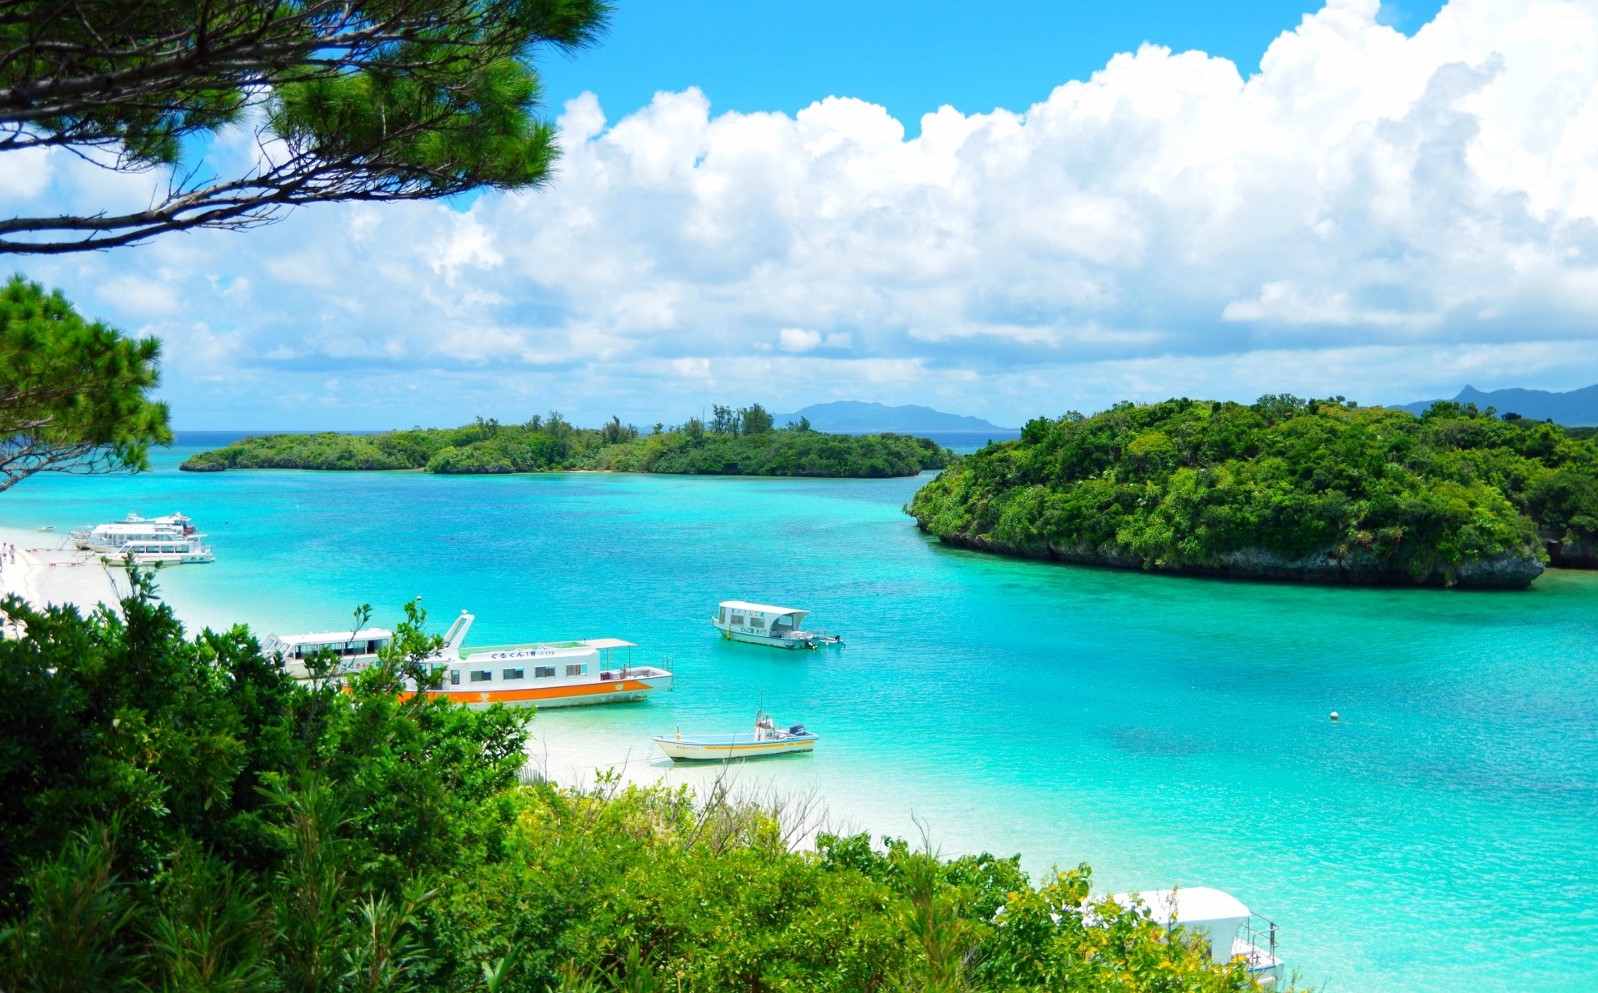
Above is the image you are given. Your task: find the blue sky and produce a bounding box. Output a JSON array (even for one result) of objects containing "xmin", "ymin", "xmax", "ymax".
[
  {"xmin": 9, "ymin": 0, "xmax": 1597, "ymax": 432},
  {"xmin": 541, "ymin": 1, "xmax": 1445, "ymax": 131}
]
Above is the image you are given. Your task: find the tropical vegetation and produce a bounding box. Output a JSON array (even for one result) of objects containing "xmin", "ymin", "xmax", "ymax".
[
  {"xmin": 0, "ymin": 275, "xmax": 171, "ymax": 493},
  {"xmin": 180, "ymin": 405, "xmax": 954, "ymax": 478},
  {"xmin": 908, "ymin": 396, "xmax": 1598, "ymax": 587},
  {"xmin": 0, "ymin": 0, "xmax": 610, "ymax": 254},
  {"xmin": 0, "ymin": 577, "xmax": 1277, "ymax": 992}
]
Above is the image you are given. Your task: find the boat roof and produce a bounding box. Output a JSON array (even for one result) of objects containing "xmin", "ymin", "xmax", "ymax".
[
  {"xmin": 1115, "ymin": 887, "xmax": 1252, "ymax": 925},
  {"xmin": 92, "ymin": 521, "xmax": 190, "ymax": 532},
  {"xmin": 719, "ymin": 600, "xmax": 806, "ymax": 615},
  {"xmin": 266, "ymin": 627, "xmax": 393, "ymax": 645}
]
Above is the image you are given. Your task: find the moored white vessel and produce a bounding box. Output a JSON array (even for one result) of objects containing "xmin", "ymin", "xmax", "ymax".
[
  {"xmin": 1106, "ymin": 887, "xmax": 1282, "ymax": 986},
  {"xmin": 69, "ymin": 512, "xmax": 214, "ymax": 565},
  {"xmin": 264, "ymin": 610, "xmax": 672, "ymax": 710},
  {"xmin": 653, "ymin": 711, "xmax": 817, "ymax": 761},
  {"xmin": 711, "ymin": 600, "xmax": 841, "ymax": 650}
]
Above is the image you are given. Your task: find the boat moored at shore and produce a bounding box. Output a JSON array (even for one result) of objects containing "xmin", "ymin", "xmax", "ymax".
[
  {"xmin": 264, "ymin": 610, "xmax": 672, "ymax": 710},
  {"xmin": 69, "ymin": 512, "xmax": 215, "ymax": 565},
  {"xmin": 1106, "ymin": 887, "xmax": 1282, "ymax": 986},
  {"xmin": 712, "ymin": 600, "xmax": 841, "ymax": 650},
  {"xmin": 653, "ymin": 711, "xmax": 817, "ymax": 761}
]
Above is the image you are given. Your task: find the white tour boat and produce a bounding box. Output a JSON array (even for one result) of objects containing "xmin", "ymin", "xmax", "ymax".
[
  {"xmin": 263, "ymin": 610, "xmax": 672, "ymax": 710},
  {"xmin": 69, "ymin": 512, "xmax": 214, "ymax": 565},
  {"xmin": 1107, "ymin": 887, "xmax": 1282, "ymax": 986},
  {"xmin": 653, "ymin": 711, "xmax": 817, "ymax": 761},
  {"xmin": 711, "ymin": 600, "xmax": 841, "ymax": 650}
]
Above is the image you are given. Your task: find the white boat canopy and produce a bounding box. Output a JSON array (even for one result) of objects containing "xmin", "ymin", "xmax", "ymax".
[
  {"xmin": 1123, "ymin": 887, "xmax": 1253, "ymax": 927},
  {"xmin": 267, "ymin": 627, "xmax": 392, "ymax": 647},
  {"xmin": 718, "ymin": 600, "xmax": 808, "ymax": 620}
]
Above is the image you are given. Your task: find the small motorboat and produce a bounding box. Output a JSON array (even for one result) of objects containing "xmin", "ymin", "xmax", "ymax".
[
  {"xmin": 711, "ymin": 600, "xmax": 842, "ymax": 650},
  {"xmin": 654, "ymin": 711, "xmax": 817, "ymax": 762}
]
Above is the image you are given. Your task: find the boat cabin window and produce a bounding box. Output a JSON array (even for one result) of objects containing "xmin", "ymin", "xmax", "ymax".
[
  {"xmin": 750, "ymin": 617, "xmax": 766, "ymax": 628},
  {"xmin": 719, "ymin": 606, "xmax": 727, "ymax": 622},
  {"xmin": 534, "ymin": 665, "xmax": 556, "ymax": 679},
  {"xmin": 449, "ymin": 670, "xmax": 460, "ymax": 685},
  {"xmin": 502, "ymin": 668, "xmax": 525, "ymax": 680},
  {"xmin": 469, "ymin": 670, "xmax": 492, "ymax": 683},
  {"xmin": 566, "ymin": 664, "xmax": 585, "ymax": 677}
]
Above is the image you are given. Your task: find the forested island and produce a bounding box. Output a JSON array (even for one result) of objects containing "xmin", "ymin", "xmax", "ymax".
[
  {"xmin": 0, "ymin": 582, "xmax": 1274, "ymax": 993},
  {"xmin": 181, "ymin": 404, "xmax": 953, "ymax": 478},
  {"xmin": 908, "ymin": 396, "xmax": 1598, "ymax": 588}
]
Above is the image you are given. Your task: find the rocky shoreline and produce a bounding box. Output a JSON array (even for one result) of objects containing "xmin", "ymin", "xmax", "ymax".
[{"xmin": 920, "ymin": 528, "xmax": 1549, "ymax": 589}]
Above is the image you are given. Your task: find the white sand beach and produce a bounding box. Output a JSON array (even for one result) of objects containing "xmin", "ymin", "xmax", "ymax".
[
  {"xmin": 0, "ymin": 524, "xmax": 693, "ymax": 783},
  {"xmin": 0, "ymin": 524, "xmax": 875, "ymax": 841},
  {"xmin": 0, "ymin": 524, "xmax": 127, "ymax": 635}
]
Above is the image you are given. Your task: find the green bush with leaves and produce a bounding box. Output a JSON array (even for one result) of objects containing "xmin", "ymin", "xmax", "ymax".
[
  {"xmin": 908, "ymin": 396, "xmax": 1597, "ymax": 588},
  {"xmin": 0, "ymin": 580, "xmax": 1277, "ymax": 992}
]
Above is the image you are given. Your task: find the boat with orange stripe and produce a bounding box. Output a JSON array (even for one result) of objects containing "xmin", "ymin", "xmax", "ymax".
[{"xmin": 265, "ymin": 610, "xmax": 672, "ymax": 710}]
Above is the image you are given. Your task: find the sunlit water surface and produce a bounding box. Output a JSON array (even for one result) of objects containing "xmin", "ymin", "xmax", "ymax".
[{"xmin": 4, "ymin": 434, "xmax": 1594, "ymax": 993}]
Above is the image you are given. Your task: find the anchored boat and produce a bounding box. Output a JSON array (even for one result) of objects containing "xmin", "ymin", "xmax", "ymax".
[
  {"xmin": 70, "ymin": 512, "xmax": 214, "ymax": 565},
  {"xmin": 1107, "ymin": 887, "xmax": 1282, "ymax": 986},
  {"xmin": 263, "ymin": 610, "xmax": 672, "ymax": 710},
  {"xmin": 653, "ymin": 711, "xmax": 817, "ymax": 761},
  {"xmin": 712, "ymin": 600, "xmax": 841, "ymax": 650}
]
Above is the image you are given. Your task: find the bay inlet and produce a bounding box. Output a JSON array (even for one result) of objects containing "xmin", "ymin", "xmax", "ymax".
[{"xmin": 2, "ymin": 434, "xmax": 1594, "ymax": 993}]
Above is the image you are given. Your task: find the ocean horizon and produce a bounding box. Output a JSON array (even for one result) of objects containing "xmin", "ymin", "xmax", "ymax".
[{"xmin": 2, "ymin": 437, "xmax": 1593, "ymax": 993}]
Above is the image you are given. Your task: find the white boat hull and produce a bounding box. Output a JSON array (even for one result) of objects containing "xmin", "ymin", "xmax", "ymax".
[
  {"xmin": 721, "ymin": 629, "xmax": 814, "ymax": 650},
  {"xmin": 653, "ymin": 732, "xmax": 817, "ymax": 761},
  {"xmin": 270, "ymin": 611, "xmax": 672, "ymax": 711},
  {"xmin": 433, "ymin": 669, "xmax": 673, "ymax": 710},
  {"xmin": 102, "ymin": 550, "xmax": 216, "ymax": 566}
]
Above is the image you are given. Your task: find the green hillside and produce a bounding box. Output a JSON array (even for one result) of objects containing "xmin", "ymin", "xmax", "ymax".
[
  {"xmin": 907, "ymin": 396, "xmax": 1598, "ymax": 588},
  {"xmin": 180, "ymin": 406, "xmax": 953, "ymax": 479}
]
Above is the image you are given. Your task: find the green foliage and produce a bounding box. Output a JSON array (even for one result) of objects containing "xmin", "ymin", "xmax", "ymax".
[
  {"xmin": 598, "ymin": 427, "xmax": 953, "ymax": 477},
  {"xmin": 907, "ymin": 397, "xmax": 1591, "ymax": 587},
  {"xmin": 0, "ymin": 580, "xmax": 1278, "ymax": 993},
  {"xmin": 0, "ymin": 1, "xmax": 612, "ymax": 253},
  {"xmin": 0, "ymin": 275, "xmax": 171, "ymax": 492},
  {"xmin": 181, "ymin": 408, "xmax": 956, "ymax": 479}
]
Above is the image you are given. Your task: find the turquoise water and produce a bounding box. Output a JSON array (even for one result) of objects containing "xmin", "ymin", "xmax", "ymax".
[{"xmin": 3, "ymin": 437, "xmax": 1595, "ymax": 993}]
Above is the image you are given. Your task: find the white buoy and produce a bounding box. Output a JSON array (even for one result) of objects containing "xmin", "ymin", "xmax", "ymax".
[{"xmin": 1330, "ymin": 711, "xmax": 1340, "ymax": 722}]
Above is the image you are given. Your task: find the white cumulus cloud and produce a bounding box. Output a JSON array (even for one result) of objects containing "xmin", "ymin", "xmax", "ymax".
[
  {"xmin": 10, "ymin": 0, "xmax": 1598, "ymax": 429},
  {"xmin": 779, "ymin": 328, "xmax": 822, "ymax": 352}
]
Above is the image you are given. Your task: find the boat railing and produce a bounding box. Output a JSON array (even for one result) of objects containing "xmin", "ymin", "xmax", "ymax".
[
  {"xmin": 789, "ymin": 629, "xmax": 843, "ymax": 646},
  {"xmin": 1234, "ymin": 915, "xmax": 1279, "ymax": 970},
  {"xmin": 463, "ymin": 640, "xmax": 588, "ymax": 656},
  {"xmin": 600, "ymin": 663, "xmax": 668, "ymax": 681}
]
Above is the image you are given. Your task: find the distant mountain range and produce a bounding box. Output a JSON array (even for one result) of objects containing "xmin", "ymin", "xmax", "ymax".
[
  {"xmin": 770, "ymin": 401, "xmax": 1018, "ymax": 435},
  {"xmin": 1397, "ymin": 384, "xmax": 1598, "ymax": 425}
]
